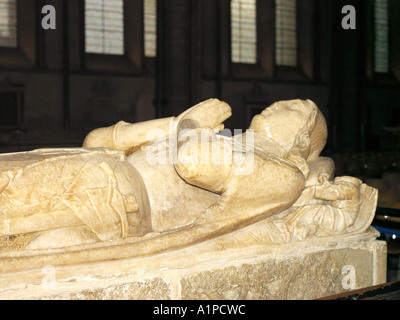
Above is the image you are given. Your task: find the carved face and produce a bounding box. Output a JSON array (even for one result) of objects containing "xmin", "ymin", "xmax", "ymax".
[
  {"xmin": 250, "ymin": 99, "xmax": 327, "ymax": 160},
  {"xmin": 250, "ymin": 100, "xmax": 312, "ymax": 153}
]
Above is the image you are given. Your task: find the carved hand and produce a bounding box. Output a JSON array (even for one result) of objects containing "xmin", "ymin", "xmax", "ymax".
[{"xmin": 176, "ymin": 98, "xmax": 232, "ymax": 132}]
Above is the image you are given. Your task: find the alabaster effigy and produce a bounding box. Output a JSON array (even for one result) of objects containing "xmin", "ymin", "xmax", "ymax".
[{"xmin": 0, "ymin": 99, "xmax": 386, "ymax": 300}]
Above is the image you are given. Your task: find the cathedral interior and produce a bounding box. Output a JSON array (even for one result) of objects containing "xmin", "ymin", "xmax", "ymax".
[{"xmin": 0, "ymin": 0, "xmax": 399, "ymax": 282}]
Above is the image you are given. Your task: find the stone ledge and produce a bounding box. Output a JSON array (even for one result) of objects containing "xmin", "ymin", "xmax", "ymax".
[{"xmin": 0, "ymin": 228, "xmax": 387, "ymax": 300}]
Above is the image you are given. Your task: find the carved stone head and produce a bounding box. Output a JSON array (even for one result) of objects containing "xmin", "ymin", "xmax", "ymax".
[{"xmin": 249, "ymin": 99, "xmax": 327, "ymax": 161}]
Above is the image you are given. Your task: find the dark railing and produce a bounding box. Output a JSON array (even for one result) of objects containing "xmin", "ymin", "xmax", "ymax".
[{"xmin": 373, "ymin": 207, "xmax": 400, "ymax": 232}]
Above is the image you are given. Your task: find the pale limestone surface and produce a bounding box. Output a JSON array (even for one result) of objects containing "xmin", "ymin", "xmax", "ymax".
[
  {"xmin": 0, "ymin": 99, "xmax": 383, "ymax": 299},
  {"xmin": 0, "ymin": 228, "xmax": 386, "ymax": 300}
]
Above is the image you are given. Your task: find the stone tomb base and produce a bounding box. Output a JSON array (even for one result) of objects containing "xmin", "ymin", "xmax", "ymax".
[{"xmin": 0, "ymin": 228, "xmax": 386, "ymax": 300}]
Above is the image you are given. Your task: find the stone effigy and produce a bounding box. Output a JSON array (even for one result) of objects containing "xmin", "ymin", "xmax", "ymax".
[{"xmin": 0, "ymin": 99, "xmax": 385, "ymax": 299}]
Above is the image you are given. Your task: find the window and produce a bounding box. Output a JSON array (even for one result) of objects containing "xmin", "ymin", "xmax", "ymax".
[
  {"xmin": 275, "ymin": 0, "xmax": 297, "ymax": 67},
  {"xmin": 0, "ymin": 0, "xmax": 37, "ymax": 68},
  {"xmin": 83, "ymin": 1, "xmax": 151, "ymax": 74},
  {"xmin": 210, "ymin": 0, "xmax": 313, "ymax": 80},
  {"xmin": 374, "ymin": 0, "xmax": 389, "ymax": 73},
  {"xmin": 0, "ymin": 0, "xmax": 17, "ymax": 48},
  {"xmin": 144, "ymin": 0, "xmax": 156, "ymax": 57},
  {"xmin": 231, "ymin": 0, "xmax": 257, "ymax": 64},
  {"xmin": 84, "ymin": 0, "xmax": 125, "ymax": 55}
]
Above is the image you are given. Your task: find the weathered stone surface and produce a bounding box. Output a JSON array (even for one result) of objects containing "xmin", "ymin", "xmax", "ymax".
[
  {"xmin": 0, "ymin": 229, "xmax": 386, "ymax": 300},
  {"xmin": 0, "ymin": 99, "xmax": 379, "ymax": 260},
  {"xmin": 40, "ymin": 278, "xmax": 171, "ymax": 300},
  {"xmin": 180, "ymin": 248, "xmax": 375, "ymax": 300},
  {"xmin": 0, "ymin": 98, "xmax": 383, "ymax": 303}
]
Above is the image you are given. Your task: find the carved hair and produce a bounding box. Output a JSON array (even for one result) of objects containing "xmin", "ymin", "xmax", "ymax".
[
  {"xmin": 293, "ymin": 100, "xmax": 327, "ymax": 161},
  {"xmin": 249, "ymin": 99, "xmax": 327, "ymax": 178},
  {"xmin": 286, "ymin": 100, "xmax": 327, "ymax": 178}
]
